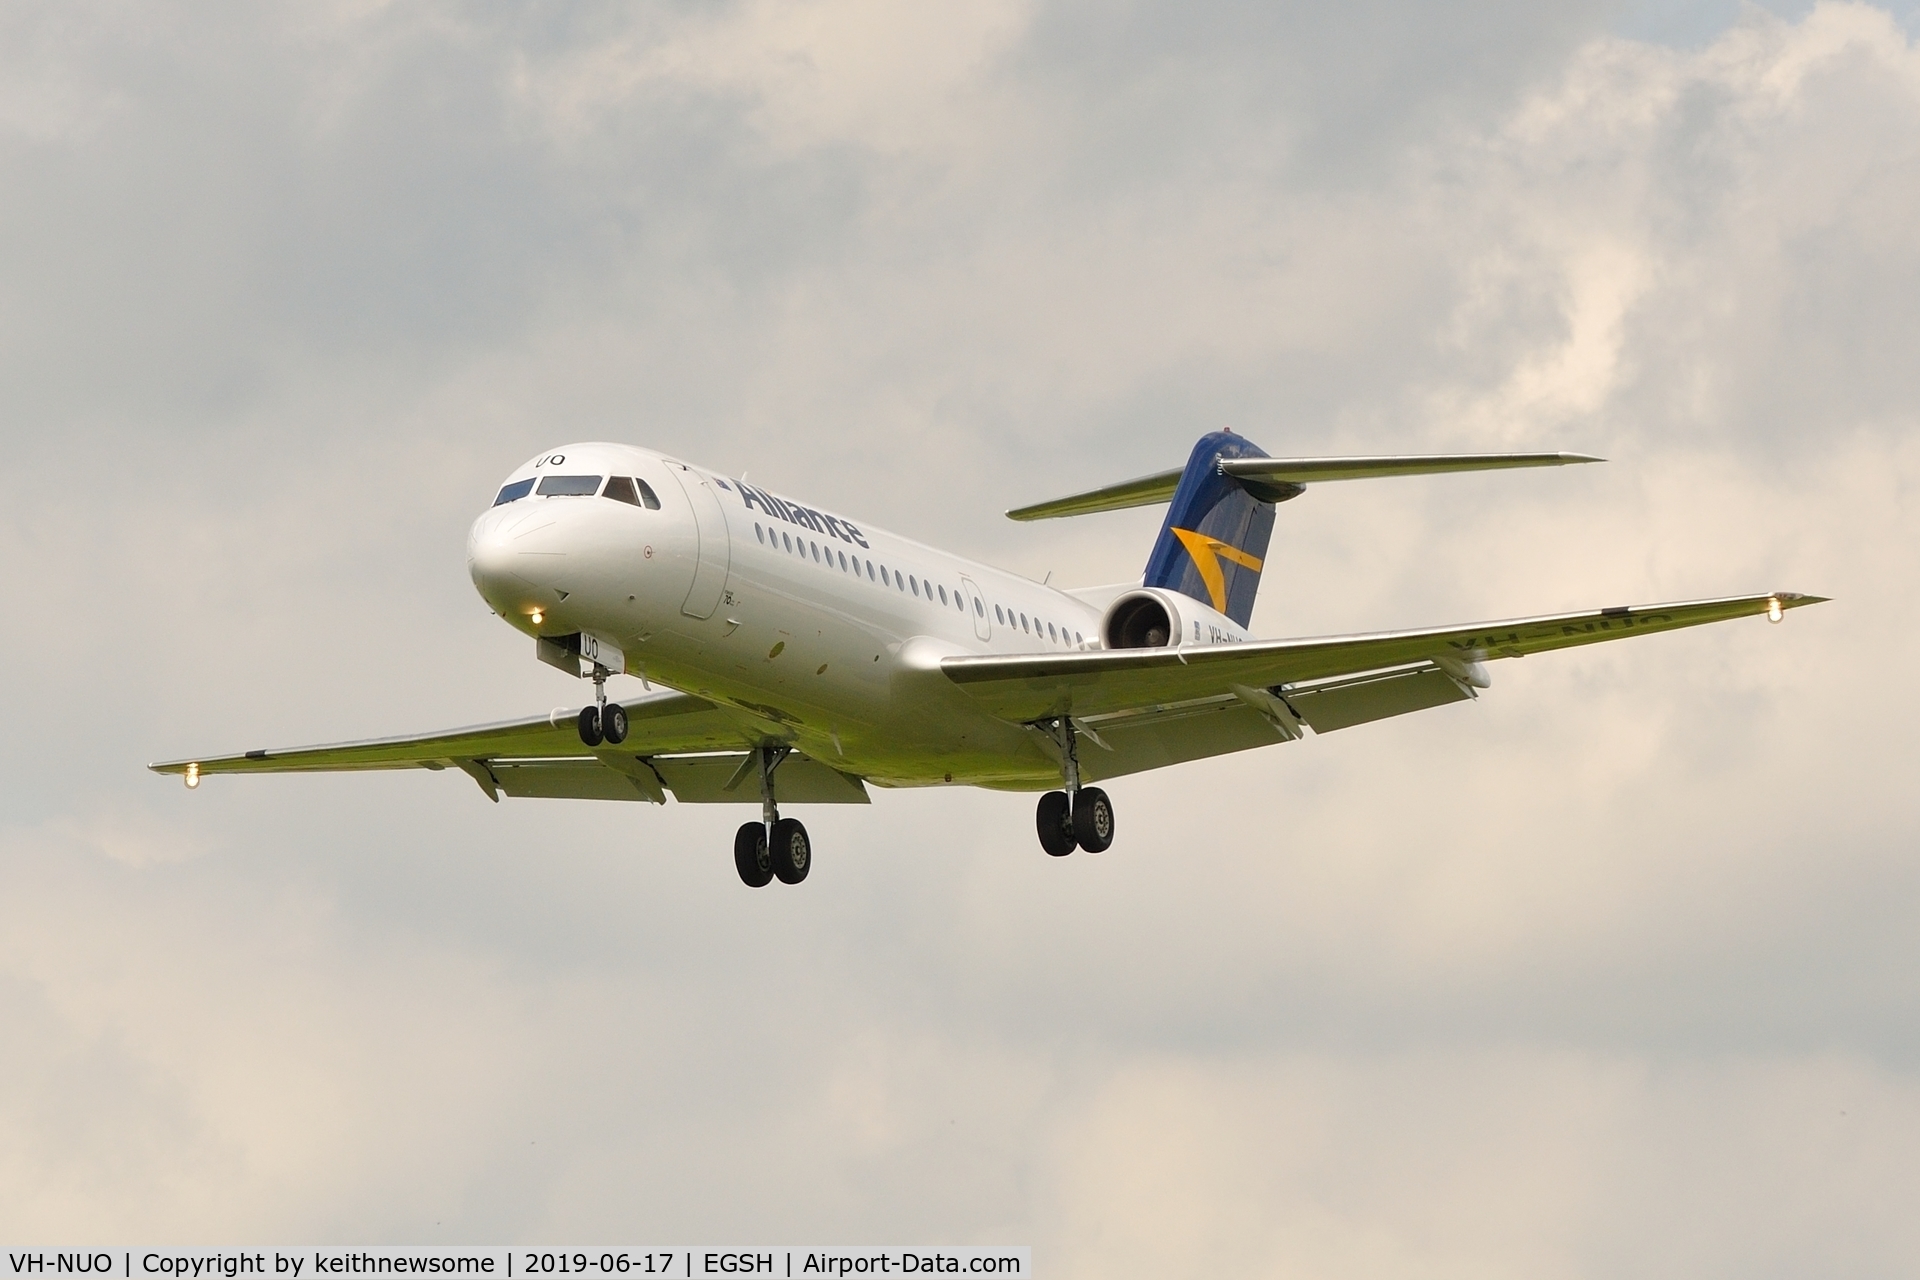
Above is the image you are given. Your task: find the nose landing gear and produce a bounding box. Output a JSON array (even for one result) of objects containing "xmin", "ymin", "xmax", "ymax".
[
  {"xmin": 734, "ymin": 743, "xmax": 810, "ymax": 887},
  {"xmin": 575, "ymin": 663, "xmax": 628, "ymax": 747},
  {"xmin": 1033, "ymin": 717, "xmax": 1115, "ymax": 856}
]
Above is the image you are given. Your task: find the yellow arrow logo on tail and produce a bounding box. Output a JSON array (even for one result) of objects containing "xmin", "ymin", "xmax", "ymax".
[{"xmin": 1171, "ymin": 527, "xmax": 1265, "ymax": 614}]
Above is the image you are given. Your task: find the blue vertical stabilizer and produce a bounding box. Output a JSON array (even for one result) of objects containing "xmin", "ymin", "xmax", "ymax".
[{"xmin": 1141, "ymin": 432, "xmax": 1282, "ymax": 627}]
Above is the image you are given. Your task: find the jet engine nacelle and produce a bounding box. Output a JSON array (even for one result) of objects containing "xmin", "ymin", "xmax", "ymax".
[{"xmin": 1100, "ymin": 588, "xmax": 1246, "ymax": 649}]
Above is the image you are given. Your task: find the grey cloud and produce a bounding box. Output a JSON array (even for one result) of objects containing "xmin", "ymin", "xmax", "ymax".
[{"xmin": 2, "ymin": 1, "xmax": 1916, "ymax": 1273}]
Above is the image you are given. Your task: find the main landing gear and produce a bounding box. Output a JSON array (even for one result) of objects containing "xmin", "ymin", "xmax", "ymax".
[
  {"xmin": 734, "ymin": 743, "xmax": 810, "ymax": 888},
  {"xmin": 1034, "ymin": 717, "xmax": 1115, "ymax": 856},
  {"xmin": 575, "ymin": 663, "xmax": 629, "ymax": 747}
]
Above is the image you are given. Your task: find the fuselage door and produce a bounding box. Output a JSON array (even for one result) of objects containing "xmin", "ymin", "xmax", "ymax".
[
  {"xmin": 960, "ymin": 575, "xmax": 991, "ymax": 642},
  {"xmin": 666, "ymin": 464, "xmax": 731, "ymax": 619}
]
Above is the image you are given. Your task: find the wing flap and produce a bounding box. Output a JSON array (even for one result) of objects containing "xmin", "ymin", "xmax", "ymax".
[
  {"xmin": 1284, "ymin": 665, "xmax": 1471, "ymax": 732},
  {"xmin": 941, "ymin": 592, "xmax": 1826, "ymax": 722}
]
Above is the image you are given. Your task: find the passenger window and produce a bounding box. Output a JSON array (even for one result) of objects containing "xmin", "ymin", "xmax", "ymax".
[
  {"xmin": 995, "ymin": 605, "xmax": 1004, "ymax": 624},
  {"xmin": 493, "ymin": 478, "xmax": 535, "ymax": 506},
  {"xmin": 866, "ymin": 560, "xmax": 875, "ymax": 580},
  {"xmin": 975, "ymin": 599, "xmax": 985, "ymax": 617},
  {"xmin": 938, "ymin": 585, "xmax": 948, "ymax": 605},
  {"xmin": 755, "ymin": 523, "xmax": 763, "ymax": 543},
  {"xmin": 1048, "ymin": 622, "xmax": 1057, "ymax": 641},
  {"xmin": 636, "ymin": 479, "xmax": 662, "ymax": 510},
  {"xmin": 782, "ymin": 532, "xmax": 793, "ymax": 553},
  {"xmin": 838, "ymin": 550, "xmax": 847, "ymax": 571},
  {"xmin": 910, "ymin": 576, "xmax": 919, "ymax": 597},
  {"xmin": 1021, "ymin": 614, "xmax": 1029, "ymax": 632},
  {"xmin": 1075, "ymin": 631, "xmax": 1083, "ymax": 645},
  {"xmin": 536, "ymin": 474, "xmax": 602, "ymax": 497},
  {"xmin": 897, "ymin": 573, "xmax": 906, "ymax": 592},
  {"xmin": 603, "ymin": 476, "xmax": 643, "ymax": 506},
  {"xmin": 811, "ymin": 542, "xmax": 820, "ymax": 562}
]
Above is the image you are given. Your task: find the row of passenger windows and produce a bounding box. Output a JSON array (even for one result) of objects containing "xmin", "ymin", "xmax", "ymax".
[
  {"xmin": 493, "ymin": 475, "xmax": 661, "ymax": 509},
  {"xmin": 752, "ymin": 521, "xmax": 1084, "ymax": 647}
]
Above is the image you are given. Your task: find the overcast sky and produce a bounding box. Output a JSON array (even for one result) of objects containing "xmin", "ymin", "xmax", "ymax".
[{"xmin": 3, "ymin": 0, "xmax": 1918, "ymax": 1273}]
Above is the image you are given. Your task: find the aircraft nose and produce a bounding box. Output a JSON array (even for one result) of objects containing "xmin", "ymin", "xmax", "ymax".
[{"xmin": 468, "ymin": 506, "xmax": 566, "ymax": 617}]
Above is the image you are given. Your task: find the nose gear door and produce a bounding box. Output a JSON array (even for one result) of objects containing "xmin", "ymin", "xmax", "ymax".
[
  {"xmin": 666, "ymin": 464, "xmax": 732, "ymax": 619},
  {"xmin": 960, "ymin": 575, "xmax": 991, "ymax": 642}
]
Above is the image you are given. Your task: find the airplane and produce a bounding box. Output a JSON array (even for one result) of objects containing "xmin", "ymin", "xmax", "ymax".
[{"xmin": 151, "ymin": 431, "xmax": 1825, "ymax": 887}]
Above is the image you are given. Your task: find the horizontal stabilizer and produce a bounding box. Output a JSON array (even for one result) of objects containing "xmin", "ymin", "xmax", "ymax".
[{"xmin": 1006, "ymin": 451, "xmax": 1603, "ymax": 520}]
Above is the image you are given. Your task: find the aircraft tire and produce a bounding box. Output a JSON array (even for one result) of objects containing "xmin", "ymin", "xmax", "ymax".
[
  {"xmin": 1036, "ymin": 791, "xmax": 1076, "ymax": 856},
  {"xmin": 770, "ymin": 817, "xmax": 811, "ymax": 884},
  {"xmin": 1072, "ymin": 787, "xmax": 1115, "ymax": 853},
  {"xmin": 734, "ymin": 822, "xmax": 773, "ymax": 888},
  {"xmin": 601, "ymin": 702, "xmax": 629, "ymax": 745},
  {"xmin": 577, "ymin": 705, "xmax": 604, "ymax": 747}
]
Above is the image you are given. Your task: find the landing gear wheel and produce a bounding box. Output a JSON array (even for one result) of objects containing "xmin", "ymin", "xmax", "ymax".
[
  {"xmin": 1072, "ymin": 787, "xmax": 1115, "ymax": 853},
  {"xmin": 601, "ymin": 702, "xmax": 629, "ymax": 745},
  {"xmin": 1036, "ymin": 791, "xmax": 1076, "ymax": 857},
  {"xmin": 577, "ymin": 704, "xmax": 603, "ymax": 747},
  {"xmin": 770, "ymin": 817, "xmax": 811, "ymax": 884},
  {"xmin": 734, "ymin": 822, "xmax": 772, "ymax": 888}
]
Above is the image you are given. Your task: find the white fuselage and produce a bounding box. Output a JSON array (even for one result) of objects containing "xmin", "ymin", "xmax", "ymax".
[{"xmin": 466, "ymin": 443, "xmax": 1250, "ymax": 789}]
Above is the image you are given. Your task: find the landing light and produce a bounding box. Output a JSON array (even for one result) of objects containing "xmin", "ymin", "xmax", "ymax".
[
  {"xmin": 185, "ymin": 762, "xmax": 200, "ymax": 789},
  {"xmin": 531, "ymin": 609, "xmax": 545, "ymax": 626},
  {"xmin": 1766, "ymin": 596, "xmax": 1783, "ymax": 624}
]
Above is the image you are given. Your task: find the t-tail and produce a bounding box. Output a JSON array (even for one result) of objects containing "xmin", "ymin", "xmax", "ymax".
[
  {"xmin": 1005, "ymin": 435, "xmax": 1608, "ymax": 629},
  {"xmin": 1141, "ymin": 431, "xmax": 1278, "ymax": 628}
]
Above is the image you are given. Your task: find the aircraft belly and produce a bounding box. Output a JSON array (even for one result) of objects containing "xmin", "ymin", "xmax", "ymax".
[{"xmin": 619, "ymin": 570, "xmax": 1058, "ymax": 788}]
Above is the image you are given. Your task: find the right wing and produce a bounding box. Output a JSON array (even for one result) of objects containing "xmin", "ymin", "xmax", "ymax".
[
  {"xmin": 148, "ymin": 689, "xmax": 869, "ymax": 805},
  {"xmin": 942, "ymin": 591, "xmax": 1828, "ymax": 723}
]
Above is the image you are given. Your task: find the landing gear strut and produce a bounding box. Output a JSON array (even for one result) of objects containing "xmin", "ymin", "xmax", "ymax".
[
  {"xmin": 1034, "ymin": 716, "xmax": 1115, "ymax": 856},
  {"xmin": 735, "ymin": 743, "xmax": 809, "ymax": 887},
  {"xmin": 575, "ymin": 663, "xmax": 628, "ymax": 747}
]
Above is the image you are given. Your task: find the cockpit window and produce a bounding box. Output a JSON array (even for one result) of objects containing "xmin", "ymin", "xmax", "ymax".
[
  {"xmin": 493, "ymin": 478, "xmax": 536, "ymax": 506},
  {"xmin": 536, "ymin": 474, "xmax": 603, "ymax": 497},
  {"xmin": 602, "ymin": 476, "xmax": 662, "ymax": 509}
]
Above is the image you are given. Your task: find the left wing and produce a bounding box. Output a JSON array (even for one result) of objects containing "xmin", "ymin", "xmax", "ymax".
[
  {"xmin": 149, "ymin": 689, "xmax": 869, "ymax": 805},
  {"xmin": 942, "ymin": 591, "xmax": 1827, "ymax": 723}
]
